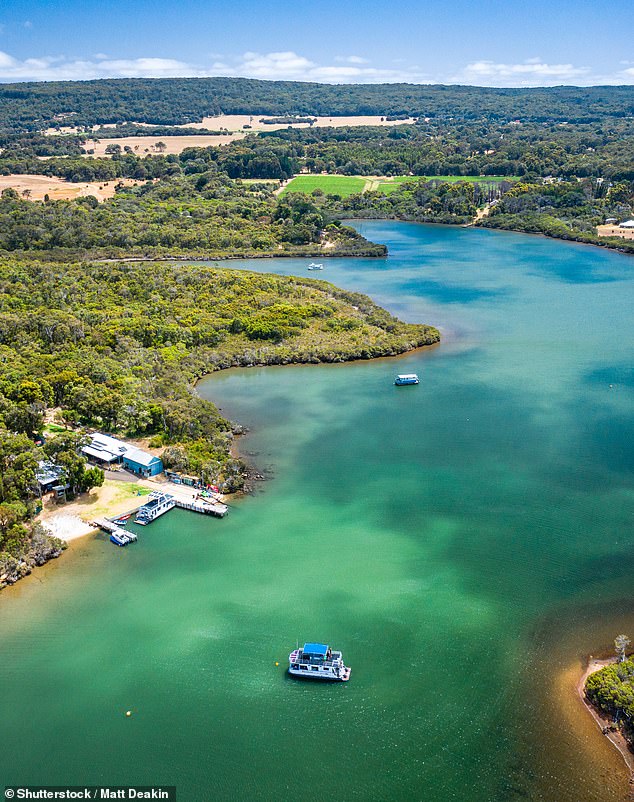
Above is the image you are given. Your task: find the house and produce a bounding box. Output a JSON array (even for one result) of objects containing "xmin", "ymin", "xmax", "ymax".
[
  {"xmin": 619, "ymin": 219, "xmax": 634, "ymax": 229},
  {"xmin": 82, "ymin": 433, "xmax": 163, "ymax": 478},
  {"xmin": 36, "ymin": 461, "xmax": 69, "ymax": 493}
]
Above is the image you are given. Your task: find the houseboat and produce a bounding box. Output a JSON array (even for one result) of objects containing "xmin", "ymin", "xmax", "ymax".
[
  {"xmin": 394, "ymin": 373, "xmax": 419, "ymax": 386},
  {"xmin": 134, "ymin": 492, "xmax": 176, "ymax": 525},
  {"xmin": 288, "ymin": 642, "xmax": 351, "ymax": 681}
]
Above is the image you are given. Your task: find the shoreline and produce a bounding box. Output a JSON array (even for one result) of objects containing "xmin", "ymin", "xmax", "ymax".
[{"xmin": 577, "ymin": 656, "xmax": 634, "ymax": 780}]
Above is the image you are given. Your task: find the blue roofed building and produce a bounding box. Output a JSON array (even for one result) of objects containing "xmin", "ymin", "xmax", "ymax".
[
  {"xmin": 122, "ymin": 449, "xmax": 163, "ymax": 478},
  {"xmin": 82, "ymin": 433, "xmax": 163, "ymax": 478}
]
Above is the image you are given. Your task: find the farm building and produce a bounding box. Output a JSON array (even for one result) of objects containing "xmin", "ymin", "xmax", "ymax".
[{"xmin": 82, "ymin": 433, "xmax": 163, "ymax": 478}]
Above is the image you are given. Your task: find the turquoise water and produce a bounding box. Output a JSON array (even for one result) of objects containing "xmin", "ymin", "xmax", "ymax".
[{"xmin": 1, "ymin": 222, "xmax": 633, "ymax": 800}]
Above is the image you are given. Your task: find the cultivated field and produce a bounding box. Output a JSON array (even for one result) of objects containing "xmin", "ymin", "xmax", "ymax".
[
  {"xmin": 83, "ymin": 133, "xmax": 243, "ymax": 157},
  {"xmin": 181, "ymin": 114, "xmax": 418, "ymax": 132},
  {"xmin": 280, "ymin": 174, "xmax": 519, "ymax": 197},
  {"xmin": 279, "ymin": 175, "xmax": 367, "ymax": 197},
  {"xmin": 0, "ymin": 174, "xmax": 141, "ymax": 201}
]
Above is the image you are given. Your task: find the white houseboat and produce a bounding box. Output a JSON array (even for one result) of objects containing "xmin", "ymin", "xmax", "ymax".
[
  {"xmin": 394, "ymin": 373, "xmax": 419, "ymax": 386},
  {"xmin": 288, "ymin": 642, "xmax": 351, "ymax": 681},
  {"xmin": 134, "ymin": 492, "xmax": 176, "ymax": 525}
]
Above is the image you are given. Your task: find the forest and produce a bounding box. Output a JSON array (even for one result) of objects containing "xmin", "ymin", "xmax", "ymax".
[{"xmin": 1, "ymin": 78, "xmax": 634, "ymax": 133}]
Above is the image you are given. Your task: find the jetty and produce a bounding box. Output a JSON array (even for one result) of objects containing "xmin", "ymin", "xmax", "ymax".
[
  {"xmin": 93, "ymin": 518, "xmax": 138, "ymax": 546},
  {"xmin": 92, "ymin": 484, "xmax": 228, "ymax": 547},
  {"xmin": 174, "ymin": 496, "xmax": 228, "ymax": 517}
]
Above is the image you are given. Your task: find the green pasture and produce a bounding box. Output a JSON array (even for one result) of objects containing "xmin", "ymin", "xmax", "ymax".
[
  {"xmin": 281, "ymin": 173, "xmax": 519, "ymax": 199},
  {"xmin": 280, "ymin": 175, "xmax": 367, "ymax": 197}
]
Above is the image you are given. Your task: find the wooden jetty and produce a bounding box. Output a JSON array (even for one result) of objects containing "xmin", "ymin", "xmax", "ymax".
[{"xmin": 174, "ymin": 497, "xmax": 228, "ymax": 518}]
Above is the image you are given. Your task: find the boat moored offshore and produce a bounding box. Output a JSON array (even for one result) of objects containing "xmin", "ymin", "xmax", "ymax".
[
  {"xmin": 307, "ymin": 262, "xmax": 324, "ymax": 270},
  {"xmin": 288, "ymin": 642, "xmax": 351, "ymax": 681},
  {"xmin": 394, "ymin": 373, "xmax": 419, "ymax": 386}
]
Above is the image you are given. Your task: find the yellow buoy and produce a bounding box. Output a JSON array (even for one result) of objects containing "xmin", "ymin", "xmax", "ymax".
[
  {"xmin": 126, "ymin": 710, "xmax": 132, "ymax": 717},
  {"xmin": 275, "ymin": 662, "xmax": 279, "ymax": 667}
]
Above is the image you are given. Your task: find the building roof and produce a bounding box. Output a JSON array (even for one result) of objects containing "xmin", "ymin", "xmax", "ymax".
[
  {"xmin": 619, "ymin": 219, "xmax": 634, "ymax": 228},
  {"xmin": 123, "ymin": 449, "xmax": 161, "ymax": 467},
  {"xmin": 303, "ymin": 643, "xmax": 329, "ymax": 656},
  {"xmin": 82, "ymin": 432, "xmax": 161, "ymax": 469},
  {"xmin": 82, "ymin": 445, "xmax": 118, "ymax": 462},
  {"xmin": 36, "ymin": 460, "xmax": 65, "ymax": 486}
]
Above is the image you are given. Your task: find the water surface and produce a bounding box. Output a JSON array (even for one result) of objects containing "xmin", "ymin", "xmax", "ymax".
[{"xmin": 1, "ymin": 222, "xmax": 633, "ymax": 801}]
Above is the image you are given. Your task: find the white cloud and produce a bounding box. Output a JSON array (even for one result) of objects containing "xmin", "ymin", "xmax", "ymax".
[
  {"xmin": 0, "ymin": 49, "xmax": 631, "ymax": 86},
  {"xmin": 452, "ymin": 59, "xmax": 592, "ymax": 86},
  {"xmin": 335, "ymin": 55, "xmax": 370, "ymax": 65}
]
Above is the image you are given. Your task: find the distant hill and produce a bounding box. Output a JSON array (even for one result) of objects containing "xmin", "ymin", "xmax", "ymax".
[{"xmin": 1, "ymin": 77, "xmax": 634, "ymax": 133}]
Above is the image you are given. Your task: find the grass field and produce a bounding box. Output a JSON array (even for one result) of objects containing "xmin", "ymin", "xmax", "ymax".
[
  {"xmin": 280, "ymin": 175, "xmax": 368, "ymax": 197},
  {"xmin": 281, "ymin": 174, "xmax": 519, "ymax": 198}
]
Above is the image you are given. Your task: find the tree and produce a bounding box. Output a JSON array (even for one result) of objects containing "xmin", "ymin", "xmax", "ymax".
[{"xmin": 615, "ymin": 634, "xmax": 631, "ymax": 663}]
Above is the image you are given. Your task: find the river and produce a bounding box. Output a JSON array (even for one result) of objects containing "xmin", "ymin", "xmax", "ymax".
[{"xmin": 1, "ymin": 221, "xmax": 633, "ymax": 800}]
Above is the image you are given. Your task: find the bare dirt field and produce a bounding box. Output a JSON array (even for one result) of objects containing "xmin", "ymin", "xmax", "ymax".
[
  {"xmin": 83, "ymin": 133, "xmax": 244, "ymax": 157},
  {"xmin": 597, "ymin": 224, "xmax": 634, "ymax": 241},
  {"xmin": 181, "ymin": 114, "xmax": 418, "ymax": 131},
  {"xmin": 0, "ymin": 174, "xmax": 140, "ymax": 201}
]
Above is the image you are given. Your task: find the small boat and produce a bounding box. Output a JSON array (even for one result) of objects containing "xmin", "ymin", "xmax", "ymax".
[
  {"xmin": 394, "ymin": 373, "xmax": 419, "ymax": 386},
  {"xmin": 307, "ymin": 262, "xmax": 324, "ymax": 270},
  {"xmin": 110, "ymin": 531, "xmax": 129, "ymax": 547},
  {"xmin": 288, "ymin": 642, "xmax": 351, "ymax": 681}
]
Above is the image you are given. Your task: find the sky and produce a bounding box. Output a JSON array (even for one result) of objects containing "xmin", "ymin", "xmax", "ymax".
[{"xmin": 0, "ymin": 0, "xmax": 633, "ymax": 87}]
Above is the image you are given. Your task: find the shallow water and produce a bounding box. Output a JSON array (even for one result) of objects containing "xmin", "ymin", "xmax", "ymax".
[{"xmin": 1, "ymin": 222, "xmax": 633, "ymax": 800}]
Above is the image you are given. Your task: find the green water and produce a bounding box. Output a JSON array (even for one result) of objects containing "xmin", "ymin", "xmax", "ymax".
[{"xmin": 1, "ymin": 222, "xmax": 633, "ymax": 801}]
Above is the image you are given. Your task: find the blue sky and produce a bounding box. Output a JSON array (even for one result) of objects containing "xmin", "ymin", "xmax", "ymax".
[{"xmin": 0, "ymin": 0, "xmax": 632, "ymax": 86}]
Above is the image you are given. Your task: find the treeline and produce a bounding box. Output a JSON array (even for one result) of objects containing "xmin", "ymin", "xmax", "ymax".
[
  {"xmin": 3, "ymin": 116, "xmax": 634, "ymax": 183},
  {"xmin": 0, "ymin": 175, "xmax": 385, "ymax": 258},
  {"xmin": 1, "ymin": 78, "xmax": 634, "ymax": 134},
  {"xmin": 327, "ymin": 179, "xmax": 488, "ymax": 224}
]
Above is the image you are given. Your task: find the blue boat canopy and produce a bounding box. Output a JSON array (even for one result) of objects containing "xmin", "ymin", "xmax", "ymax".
[{"xmin": 303, "ymin": 642, "xmax": 329, "ymax": 656}]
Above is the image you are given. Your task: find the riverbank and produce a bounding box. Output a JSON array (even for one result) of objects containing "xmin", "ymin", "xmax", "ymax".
[{"xmin": 578, "ymin": 656, "xmax": 634, "ymax": 782}]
